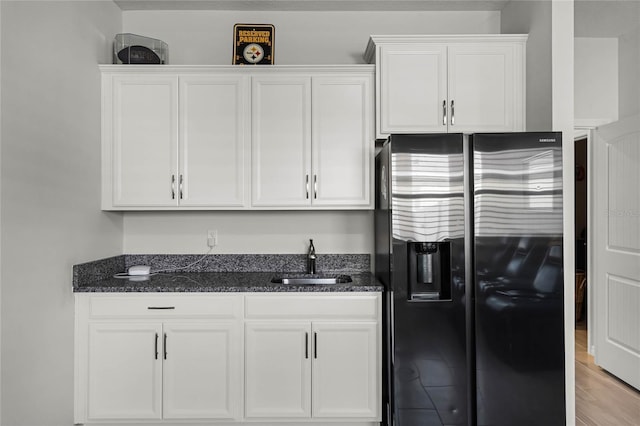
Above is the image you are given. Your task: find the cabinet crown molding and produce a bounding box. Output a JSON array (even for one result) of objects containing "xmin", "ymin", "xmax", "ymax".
[
  {"xmin": 363, "ymin": 34, "xmax": 528, "ymax": 64},
  {"xmin": 99, "ymin": 64, "xmax": 374, "ymax": 75}
]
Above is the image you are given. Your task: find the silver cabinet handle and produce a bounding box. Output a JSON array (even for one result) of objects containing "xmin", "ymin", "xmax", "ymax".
[
  {"xmin": 305, "ymin": 174, "xmax": 310, "ymax": 199},
  {"xmin": 314, "ymin": 332, "xmax": 318, "ymax": 359},
  {"xmin": 171, "ymin": 175, "xmax": 176, "ymax": 200},
  {"xmin": 442, "ymin": 100, "xmax": 447, "ymax": 126},
  {"xmin": 451, "ymin": 100, "xmax": 455, "ymax": 126},
  {"xmin": 313, "ymin": 175, "xmax": 318, "ymax": 200},
  {"xmin": 179, "ymin": 174, "xmax": 184, "ymax": 200},
  {"xmin": 163, "ymin": 333, "xmax": 168, "ymax": 360}
]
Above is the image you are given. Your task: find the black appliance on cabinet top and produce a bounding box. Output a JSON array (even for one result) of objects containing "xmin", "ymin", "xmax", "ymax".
[{"xmin": 375, "ymin": 133, "xmax": 565, "ymax": 426}]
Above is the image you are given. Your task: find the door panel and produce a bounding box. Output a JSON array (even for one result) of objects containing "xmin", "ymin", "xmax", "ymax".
[
  {"xmin": 594, "ymin": 117, "xmax": 640, "ymax": 390},
  {"xmin": 448, "ymin": 45, "xmax": 515, "ymax": 133},
  {"xmin": 379, "ymin": 44, "xmax": 448, "ymax": 135},
  {"xmin": 312, "ymin": 322, "xmax": 378, "ymax": 418},
  {"xmin": 245, "ymin": 321, "xmax": 311, "ymax": 418},
  {"xmin": 112, "ymin": 75, "xmax": 178, "ymax": 207},
  {"xmin": 179, "ymin": 75, "xmax": 249, "ymax": 207},
  {"xmin": 251, "ymin": 77, "xmax": 311, "ymax": 206},
  {"xmin": 163, "ymin": 323, "xmax": 241, "ymax": 419},
  {"xmin": 312, "ymin": 75, "xmax": 372, "ymax": 206},
  {"xmin": 87, "ymin": 323, "xmax": 162, "ymax": 420}
]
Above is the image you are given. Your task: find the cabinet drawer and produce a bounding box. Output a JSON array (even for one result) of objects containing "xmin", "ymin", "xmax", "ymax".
[
  {"xmin": 86, "ymin": 294, "xmax": 241, "ymax": 318},
  {"xmin": 245, "ymin": 293, "xmax": 380, "ymax": 320}
]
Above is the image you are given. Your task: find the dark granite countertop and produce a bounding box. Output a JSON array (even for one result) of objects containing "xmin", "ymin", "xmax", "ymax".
[
  {"xmin": 74, "ymin": 271, "xmax": 381, "ymax": 293},
  {"xmin": 73, "ymin": 254, "xmax": 382, "ymax": 293}
]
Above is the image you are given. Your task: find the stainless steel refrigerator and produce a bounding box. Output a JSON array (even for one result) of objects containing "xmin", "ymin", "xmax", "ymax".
[{"xmin": 375, "ymin": 133, "xmax": 565, "ymax": 426}]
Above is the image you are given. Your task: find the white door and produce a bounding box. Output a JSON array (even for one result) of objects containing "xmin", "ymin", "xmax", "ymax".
[
  {"xmin": 87, "ymin": 323, "xmax": 162, "ymax": 420},
  {"xmin": 251, "ymin": 76, "xmax": 312, "ymax": 207},
  {"xmin": 378, "ymin": 44, "xmax": 448, "ymax": 137},
  {"xmin": 111, "ymin": 75, "xmax": 178, "ymax": 207},
  {"xmin": 244, "ymin": 321, "xmax": 311, "ymax": 418},
  {"xmin": 312, "ymin": 75, "xmax": 373, "ymax": 207},
  {"xmin": 179, "ymin": 75, "xmax": 250, "ymax": 207},
  {"xmin": 594, "ymin": 117, "xmax": 640, "ymax": 390},
  {"xmin": 162, "ymin": 323, "xmax": 241, "ymax": 420},
  {"xmin": 311, "ymin": 322, "xmax": 379, "ymax": 419},
  {"xmin": 447, "ymin": 44, "xmax": 519, "ymax": 133}
]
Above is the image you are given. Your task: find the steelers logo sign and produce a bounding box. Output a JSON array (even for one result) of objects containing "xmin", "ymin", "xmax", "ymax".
[{"xmin": 243, "ymin": 44, "xmax": 264, "ymax": 64}]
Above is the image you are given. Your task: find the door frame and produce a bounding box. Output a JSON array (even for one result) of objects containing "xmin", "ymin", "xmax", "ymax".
[{"xmin": 574, "ymin": 127, "xmax": 595, "ymax": 355}]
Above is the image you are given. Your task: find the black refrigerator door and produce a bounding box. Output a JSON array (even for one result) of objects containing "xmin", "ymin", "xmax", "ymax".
[
  {"xmin": 471, "ymin": 132, "xmax": 565, "ymax": 426},
  {"xmin": 386, "ymin": 134, "xmax": 470, "ymax": 426}
]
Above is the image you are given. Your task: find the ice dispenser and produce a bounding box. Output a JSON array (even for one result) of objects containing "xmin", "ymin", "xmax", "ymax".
[{"xmin": 407, "ymin": 242, "xmax": 451, "ymax": 301}]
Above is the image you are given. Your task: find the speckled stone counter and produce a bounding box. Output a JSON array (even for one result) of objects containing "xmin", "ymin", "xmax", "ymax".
[{"xmin": 73, "ymin": 254, "xmax": 382, "ymax": 293}]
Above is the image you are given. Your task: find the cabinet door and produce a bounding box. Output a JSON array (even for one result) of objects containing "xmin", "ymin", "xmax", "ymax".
[
  {"xmin": 245, "ymin": 321, "xmax": 311, "ymax": 418},
  {"xmin": 312, "ymin": 75, "xmax": 373, "ymax": 207},
  {"xmin": 312, "ymin": 322, "xmax": 379, "ymax": 419},
  {"xmin": 111, "ymin": 75, "xmax": 178, "ymax": 207},
  {"xmin": 87, "ymin": 323, "xmax": 162, "ymax": 420},
  {"xmin": 179, "ymin": 75, "xmax": 250, "ymax": 207},
  {"xmin": 379, "ymin": 44, "xmax": 448, "ymax": 137},
  {"xmin": 163, "ymin": 322, "xmax": 241, "ymax": 420},
  {"xmin": 251, "ymin": 76, "xmax": 312, "ymax": 207},
  {"xmin": 447, "ymin": 44, "xmax": 522, "ymax": 132}
]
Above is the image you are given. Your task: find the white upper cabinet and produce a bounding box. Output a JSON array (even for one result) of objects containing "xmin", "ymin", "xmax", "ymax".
[
  {"xmin": 179, "ymin": 75, "xmax": 250, "ymax": 208},
  {"xmin": 101, "ymin": 66, "xmax": 374, "ymax": 211},
  {"xmin": 365, "ymin": 35, "xmax": 527, "ymax": 138},
  {"xmin": 251, "ymin": 70, "xmax": 373, "ymax": 209},
  {"xmin": 251, "ymin": 76, "xmax": 312, "ymax": 207},
  {"xmin": 103, "ymin": 69, "xmax": 250, "ymax": 210},
  {"xmin": 378, "ymin": 44, "xmax": 448, "ymax": 134},
  {"xmin": 109, "ymin": 74, "xmax": 178, "ymax": 207},
  {"xmin": 312, "ymin": 75, "xmax": 373, "ymax": 207}
]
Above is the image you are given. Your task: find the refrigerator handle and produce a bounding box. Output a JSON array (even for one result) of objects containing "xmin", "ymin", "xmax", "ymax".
[{"xmin": 442, "ymin": 100, "xmax": 447, "ymax": 126}]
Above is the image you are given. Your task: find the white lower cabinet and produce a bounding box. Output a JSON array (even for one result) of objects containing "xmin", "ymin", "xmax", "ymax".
[
  {"xmin": 311, "ymin": 322, "xmax": 378, "ymax": 418},
  {"xmin": 244, "ymin": 293, "xmax": 381, "ymax": 422},
  {"xmin": 75, "ymin": 294, "xmax": 242, "ymax": 424},
  {"xmin": 87, "ymin": 323, "xmax": 163, "ymax": 420},
  {"xmin": 245, "ymin": 321, "xmax": 312, "ymax": 417},
  {"xmin": 162, "ymin": 323, "xmax": 240, "ymax": 420},
  {"xmin": 75, "ymin": 292, "xmax": 381, "ymax": 425}
]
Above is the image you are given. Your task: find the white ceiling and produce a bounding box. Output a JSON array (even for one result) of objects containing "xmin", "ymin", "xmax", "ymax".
[{"xmin": 113, "ymin": 0, "xmax": 509, "ymax": 11}]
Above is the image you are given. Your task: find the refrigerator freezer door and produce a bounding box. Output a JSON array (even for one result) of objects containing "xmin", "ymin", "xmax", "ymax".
[
  {"xmin": 386, "ymin": 134, "xmax": 470, "ymax": 426},
  {"xmin": 471, "ymin": 132, "xmax": 565, "ymax": 426}
]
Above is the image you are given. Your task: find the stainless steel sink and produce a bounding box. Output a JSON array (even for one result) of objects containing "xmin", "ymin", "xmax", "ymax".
[{"xmin": 270, "ymin": 275, "xmax": 352, "ymax": 285}]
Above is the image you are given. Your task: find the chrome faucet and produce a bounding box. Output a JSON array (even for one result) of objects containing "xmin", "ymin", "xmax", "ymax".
[{"xmin": 307, "ymin": 239, "xmax": 317, "ymax": 274}]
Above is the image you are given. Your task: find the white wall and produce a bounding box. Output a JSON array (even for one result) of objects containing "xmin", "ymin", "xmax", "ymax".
[
  {"xmin": 574, "ymin": 37, "xmax": 618, "ymax": 127},
  {"xmin": 124, "ymin": 211, "xmax": 373, "ymax": 254},
  {"xmin": 619, "ymin": 26, "xmax": 640, "ymax": 118},
  {"xmin": 0, "ymin": 2, "xmax": 122, "ymax": 424},
  {"xmin": 500, "ymin": 0, "xmax": 553, "ymax": 130},
  {"xmin": 120, "ymin": 9, "xmax": 500, "ymax": 256},
  {"xmin": 575, "ymin": 0, "xmax": 640, "ymax": 120},
  {"xmin": 123, "ymin": 10, "xmax": 501, "ymax": 65}
]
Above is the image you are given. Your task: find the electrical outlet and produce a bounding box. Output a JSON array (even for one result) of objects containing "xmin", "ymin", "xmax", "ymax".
[{"xmin": 207, "ymin": 230, "xmax": 218, "ymax": 248}]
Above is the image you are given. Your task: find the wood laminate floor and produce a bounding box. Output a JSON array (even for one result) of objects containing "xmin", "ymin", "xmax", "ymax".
[{"xmin": 575, "ymin": 321, "xmax": 640, "ymax": 425}]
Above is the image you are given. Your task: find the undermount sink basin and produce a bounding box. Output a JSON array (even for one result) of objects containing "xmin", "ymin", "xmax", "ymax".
[{"xmin": 270, "ymin": 275, "xmax": 353, "ymax": 285}]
